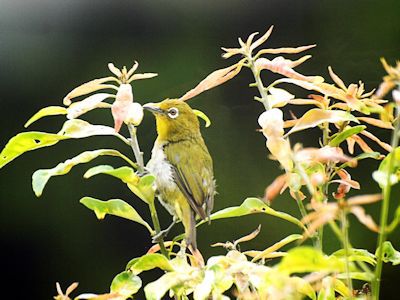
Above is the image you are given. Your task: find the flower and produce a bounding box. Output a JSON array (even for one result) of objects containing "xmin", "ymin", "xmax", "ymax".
[{"xmin": 61, "ymin": 62, "xmax": 156, "ymax": 132}]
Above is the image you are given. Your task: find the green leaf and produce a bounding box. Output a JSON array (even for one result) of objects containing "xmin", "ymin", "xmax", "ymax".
[
  {"xmin": 278, "ymin": 246, "xmax": 344, "ymax": 274},
  {"xmin": 338, "ymin": 151, "xmax": 381, "ymax": 170},
  {"xmin": 199, "ymin": 197, "xmax": 306, "ymax": 231},
  {"xmin": 144, "ymin": 272, "xmax": 188, "ymax": 300},
  {"xmin": 1, "ymin": 119, "xmax": 131, "ymax": 170},
  {"xmin": 376, "ymin": 241, "xmax": 400, "ymax": 265},
  {"xmin": 80, "ymin": 197, "xmax": 153, "ymax": 233},
  {"xmin": 387, "ymin": 205, "xmax": 400, "ymax": 233},
  {"xmin": 110, "ymin": 271, "xmax": 142, "ymax": 297},
  {"xmin": 251, "ymin": 234, "xmax": 303, "ymax": 262},
  {"xmin": 291, "ymin": 277, "xmax": 316, "ymax": 300},
  {"xmin": 336, "ymin": 272, "xmax": 374, "ymax": 282},
  {"xmin": 373, "ymin": 147, "xmax": 400, "ymax": 188},
  {"xmin": 128, "ymin": 174, "xmax": 156, "ymax": 204},
  {"xmin": 192, "ymin": 109, "xmax": 211, "ymax": 127},
  {"xmin": 0, "ymin": 132, "xmax": 68, "ymax": 169},
  {"xmin": 331, "ymin": 277, "xmax": 351, "ymax": 298},
  {"xmin": 24, "ymin": 106, "xmax": 67, "ymax": 127},
  {"xmin": 32, "ymin": 149, "xmax": 135, "ymax": 197},
  {"xmin": 84, "ymin": 165, "xmax": 139, "ymax": 185},
  {"xmin": 329, "ymin": 125, "xmax": 366, "ymax": 147},
  {"xmin": 128, "ymin": 253, "xmax": 174, "ymax": 274},
  {"xmin": 331, "ymin": 248, "xmax": 376, "ymax": 265}
]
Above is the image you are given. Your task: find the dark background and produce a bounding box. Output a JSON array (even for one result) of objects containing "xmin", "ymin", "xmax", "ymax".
[{"xmin": 1, "ymin": 0, "xmax": 399, "ymax": 298}]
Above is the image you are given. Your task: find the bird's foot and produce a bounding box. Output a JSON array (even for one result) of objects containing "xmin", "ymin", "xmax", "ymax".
[
  {"xmin": 151, "ymin": 219, "xmax": 177, "ymax": 243},
  {"xmin": 152, "ymin": 229, "xmax": 170, "ymax": 243},
  {"xmin": 136, "ymin": 167, "xmax": 150, "ymax": 177}
]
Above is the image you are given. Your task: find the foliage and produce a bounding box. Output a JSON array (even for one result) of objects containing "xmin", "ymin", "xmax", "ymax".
[{"xmin": 2, "ymin": 26, "xmax": 400, "ymax": 299}]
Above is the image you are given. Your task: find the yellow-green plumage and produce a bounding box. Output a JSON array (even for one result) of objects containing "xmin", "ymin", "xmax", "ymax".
[{"xmin": 145, "ymin": 99, "xmax": 215, "ymax": 250}]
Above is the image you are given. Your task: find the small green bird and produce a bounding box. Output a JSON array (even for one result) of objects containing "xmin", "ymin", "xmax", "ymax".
[{"xmin": 143, "ymin": 99, "xmax": 215, "ymax": 252}]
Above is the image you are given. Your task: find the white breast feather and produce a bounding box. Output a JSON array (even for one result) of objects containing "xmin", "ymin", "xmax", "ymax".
[{"xmin": 147, "ymin": 142, "xmax": 175, "ymax": 190}]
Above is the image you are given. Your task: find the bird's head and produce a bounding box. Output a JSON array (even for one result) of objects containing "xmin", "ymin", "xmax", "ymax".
[{"xmin": 143, "ymin": 99, "xmax": 200, "ymax": 142}]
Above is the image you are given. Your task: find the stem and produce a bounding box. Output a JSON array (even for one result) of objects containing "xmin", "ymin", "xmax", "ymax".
[
  {"xmin": 149, "ymin": 200, "xmax": 169, "ymax": 258},
  {"xmin": 329, "ymin": 221, "xmax": 372, "ymax": 274},
  {"xmin": 373, "ymin": 106, "xmax": 400, "ymax": 299},
  {"xmin": 294, "ymin": 160, "xmax": 323, "ymax": 249},
  {"xmin": 340, "ymin": 208, "xmax": 353, "ymax": 296},
  {"xmin": 127, "ymin": 124, "xmax": 168, "ymax": 257},
  {"xmin": 246, "ymin": 53, "xmax": 270, "ymax": 110},
  {"xmin": 128, "ymin": 124, "xmax": 145, "ymax": 173}
]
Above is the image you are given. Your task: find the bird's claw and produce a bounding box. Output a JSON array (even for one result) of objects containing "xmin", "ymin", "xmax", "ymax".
[
  {"xmin": 136, "ymin": 167, "xmax": 150, "ymax": 177},
  {"xmin": 152, "ymin": 229, "xmax": 169, "ymax": 243}
]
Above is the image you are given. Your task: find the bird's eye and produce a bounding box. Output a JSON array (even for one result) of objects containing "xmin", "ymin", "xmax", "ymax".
[{"xmin": 167, "ymin": 107, "xmax": 179, "ymax": 119}]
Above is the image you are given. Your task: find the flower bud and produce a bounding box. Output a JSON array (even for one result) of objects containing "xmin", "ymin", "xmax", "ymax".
[
  {"xmin": 112, "ymin": 84, "xmax": 133, "ymax": 132},
  {"xmin": 392, "ymin": 89, "xmax": 400, "ymax": 106},
  {"xmin": 258, "ymin": 108, "xmax": 284, "ymax": 138},
  {"xmin": 124, "ymin": 102, "xmax": 144, "ymax": 126}
]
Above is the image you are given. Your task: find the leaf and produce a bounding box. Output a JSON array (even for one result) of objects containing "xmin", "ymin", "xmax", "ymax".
[
  {"xmin": 374, "ymin": 147, "xmax": 400, "ymax": 188},
  {"xmin": 278, "ymin": 246, "xmax": 344, "ymax": 274},
  {"xmin": 251, "ymin": 234, "xmax": 303, "ymax": 262},
  {"xmin": 317, "ymin": 277, "xmax": 335, "ymax": 300},
  {"xmin": 376, "ymin": 241, "xmax": 400, "ymax": 265},
  {"xmin": 32, "ymin": 149, "xmax": 135, "ymax": 196},
  {"xmin": 110, "ymin": 271, "xmax": 142, "ymax": 297},
  {"xmin": 329, "ymin": 125, "xmax": 366, "ymax": 147},
  {"xmin": 84, "ymin": 165, "xmax": 139, "ymax": 185},
  {"xmin": 80, "ymin": 197, "xmax": 152, "ymax": 233},
  {"xmin": 128, "ymin": 253, "xmax": 174, "ymax": 274},
  {"xmin": 286, "ymin": 109, "xmax": 358, "ymax": 136},
  {"xmin": 199, "ymin": 197, "xmax": 306, "ymax": 230},
  {"xmin": 63, "ymin": 76, "xmax": 117, "ymax": 105},
  {"xmin": 67, "ymin": 93, "xmax": 112, "ymax": 119},
  {"xmin": 0, "ymin": 132, "xmax": 67, "ymax": 169},
  {"xmin": 179, "ymin": 62, "xmax": 243, "ymax": 101},
  {"xmin": 59, "ymin": 119, "xmax": 116, "ymax": 138},
  {"xmin": 331, "ymin": 248, "xmax": 376, "ymax": 265},
  {"xmin": 291, "ymin": 277, "xmax": 316, "ymax": 300},
  {"xmin": 127, "ymin": 174, "xmax": 156, "ymax": 204},
  {"xmin": 338, "ymin": 152, "xmax": 381, "ymax": 169},
  {"xmin": 336, "ymin": 272, "xmax": 374, "ymax": 282},
  {"xmin": 193, "ymin": 270, "xmax": 215, "ymax": 300},
  {"xmin": 128, "ymin": 73, "xmax": 158, "ymax": 82},
  {"xmin": 24, "ymin": 106, "xmax": 67, "ymax": 127},
  {"xmin": 358, "ymin": 117, "xmax": 394, "ymax": 129},
  {"xmin": 144, "ymin": 272, "xmax": 188, "ymax": 300},
  {"xmin": 192, "ymin": 109, "xmax": 211, "ymax": 127},
  {"xmin": 58, "ymin": 119, "xmax": 130, "ymax": 145}
]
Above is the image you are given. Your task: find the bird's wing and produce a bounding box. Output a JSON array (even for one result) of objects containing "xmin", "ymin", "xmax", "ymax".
[{"xmin": 164, "ymin": 139, "xmax": 214, "ymax": 220}]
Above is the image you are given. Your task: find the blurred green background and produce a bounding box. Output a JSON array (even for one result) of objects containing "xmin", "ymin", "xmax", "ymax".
[{"xmin": 1, "ymin": 0, "xmax": 400, "ymax": 298}]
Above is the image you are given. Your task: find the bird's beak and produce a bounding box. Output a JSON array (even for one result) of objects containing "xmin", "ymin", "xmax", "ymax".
[{"xmin": 143, "ymin": 103, "xmax": 165, "ymax": 115}]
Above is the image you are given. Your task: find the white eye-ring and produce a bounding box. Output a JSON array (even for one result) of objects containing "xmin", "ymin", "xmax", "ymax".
[{"xmin": 167, "ymin": 107, "xmax": 179, "ymax": 119}]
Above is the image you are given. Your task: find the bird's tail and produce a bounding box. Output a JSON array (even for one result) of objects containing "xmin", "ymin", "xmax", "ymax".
[
  {"xmin": 185, "ymin": 210, "xmax": 197, "ymax": 250},
  {"xmin": 185, "ymin": 211, "xmax": 204, "ymax": 266}
]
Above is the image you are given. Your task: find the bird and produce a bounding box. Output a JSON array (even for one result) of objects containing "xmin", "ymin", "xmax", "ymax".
[{"xmin": 143, "ymin": 99, "xmax": 215, "ymax": 255}]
